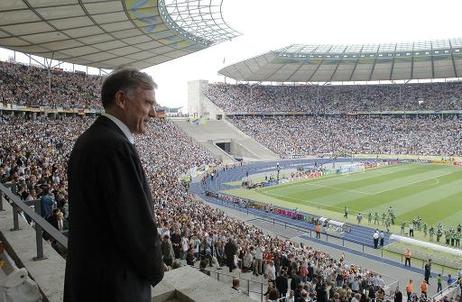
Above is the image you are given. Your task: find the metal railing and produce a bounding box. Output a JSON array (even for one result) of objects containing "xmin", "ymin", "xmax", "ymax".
[
  {"xmin": 431, "ymin": 280, "xmax": 461, "ymax": 301},
  {"xmin": 206, "ymin": 196, "xmax": 402, "ymax": 295},
  {"xmin": 385, "ymin": 280, "xmax": 400, "ymax": 298},
  {"xmin": 205, "ymin": 267, "xmax": 267, "ymax": 302},
  {"xmin": 208, "ymin": 195, "xmax": 459, "ymax": 276},
  {"xmin": 0, "ymin": 182, "xmax": 68, "ymax": 260}
]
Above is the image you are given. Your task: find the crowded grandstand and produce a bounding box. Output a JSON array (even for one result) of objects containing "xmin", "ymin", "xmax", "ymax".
[
  {"xmin": 1, "ymin": 1, "xmax": 462, "ymax": 302},
  {"xmin": 2, "ymin": 57, "xmax": 462, "ymax": 302}
]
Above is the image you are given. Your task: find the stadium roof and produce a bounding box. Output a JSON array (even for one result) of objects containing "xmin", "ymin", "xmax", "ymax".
[
  {"xmin": 0, "ymin": 0, "xmax": 239, "ymax": 69},
  {"xmin": 219, "ymin": 38, "xmax": 462, "ymax": 82}
]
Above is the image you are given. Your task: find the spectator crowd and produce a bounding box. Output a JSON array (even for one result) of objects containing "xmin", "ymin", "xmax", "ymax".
[
  {"xmin": 205, "ymin": 82, "xmax": 462, "ymax": 113},
  {"xmin": 0, "ymin": 114, "xmax": 217, "ymax": 221},
  {"xmin": 0, "ymin": 113, "xmax": 407, "ymax": 302},
  {"xmin": 0, "ymin": 60, "xmax": 102, "ymax": 109},
  {"xmin": 1, "ymin": 62, "xmax": 462, "ymax": 301},
  {"xmin": 229, "ymin": 115, "xmax": 462, "ymax": 158}
]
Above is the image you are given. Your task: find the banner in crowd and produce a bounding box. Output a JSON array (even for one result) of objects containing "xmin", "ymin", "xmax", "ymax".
[
  {"xmin": 431, "ymin": 159, "xmax": 452, "ymax": 164},
  {"xmin": 453, "ymin": 161, "xmax": 462, "ymax": 167},
  {"xmin": 208, "ymin": 191, "xmax": 317, "ymax": 224}
]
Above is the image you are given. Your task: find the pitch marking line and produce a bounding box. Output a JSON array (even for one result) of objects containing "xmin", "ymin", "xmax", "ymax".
[
  {"xmin": 263, "ymin": 191, "xmax": 350, "ymax": 212},
  {"xmin": 371, "ymin": 172, "xmax": 446, "ymax": 194},
  {"xmin": 261, "ymin": 165, "xmax": 407, "ymax": 194},
  {"xmin": 292, "ymin": 182, "xmax": 374, "ymax": 195}
]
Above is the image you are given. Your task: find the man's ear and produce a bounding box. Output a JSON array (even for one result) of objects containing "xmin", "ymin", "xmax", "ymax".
[{"xmin": 114, "ymin": 90, "xmax": 126, "ymax": 110}]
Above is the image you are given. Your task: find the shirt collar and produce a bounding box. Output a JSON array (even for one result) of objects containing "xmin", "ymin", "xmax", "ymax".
[{"xmin": 101, "ymin": 112, "xmax": 135, "ymax": 144}]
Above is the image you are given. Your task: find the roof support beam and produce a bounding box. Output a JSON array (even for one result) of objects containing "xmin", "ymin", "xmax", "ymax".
[
  {"xmin": 307, "ymin": 59, "xmax": 324, "ymax": 82},
  {"xmin": 44, "ymin": 52, "xmax": 55, "ymax": 69},
  {"xmin": 348, "ymin": 45, "xmax": 364, "ymax": 82},
  {"xmin": 242, "ymin": 60, "xmax": 254, "ymax": 77},
  {"xmin": 52, "ymin": 61, "xmax": 64, "ymax": 69},
  {"xmin": 220, "ymin": 41, "xmax": 461, "ymax": 82},
  {"xmin": 1, "ymin": 24, "xmax": 200, "ymax": 68},
  {"xmin": 450, "ymin": 53, "xmax": 458, "ymax": 78},
  {"xmin": 285, "ymin": 62, "xmax": 305, "ymax": 82},
  {"xmin": 1, "ymin": 0, "xmax": 112, "ymax": 13},
  {"xmin": 430, "ymin": 55, "xmax": 435, "ymax": 78},
  {"xmin": 27, "ymin": 53, "xmax": 47, "ymax": 68},
  {"xmin": 388, "ymin": 44, "xmax": 398, "ymax": 81},
  {"xmin": 329, "ymin": 47, "xmax": 347, "ymax": 82},
  {"xmin": 307, "ymin": 45, "xmax": 333, "ymax": 82},
  {"xmin": 411, "ymin": 54, "xmax": 415, "ymax": 79},
  {"xmin": 426, "ymin": 44, "xmax": 435, "ymax": 79},
  {"xmin": 266, "ymin": 62, "xmax": 289, "ymax": 82},
  {"xmin": 328, "ymin": 59, "xmax": 341, "ymax": 82},
  {"xmin": 234, "ymin": 64, "xmax": 246, "ymax": 82},
  {"xmin": 448, "ymin": 41, "xmax": 458, "ymax": 78},
  {"xmin": 0, "ymin": 0, "xmax": 236, "ymax": 69},
  {"xmin": 368, "ymin": 47, "xmax": 381, "ymax": 81}
]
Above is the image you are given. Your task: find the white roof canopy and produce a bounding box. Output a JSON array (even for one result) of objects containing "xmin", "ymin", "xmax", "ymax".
[
  {"xmin": 0, "ymin": 0, "xmax": 239, "ymax": 69},
  {"xmin": 219, "ymin": 39, "xmax": 462, "ymax": 82}
]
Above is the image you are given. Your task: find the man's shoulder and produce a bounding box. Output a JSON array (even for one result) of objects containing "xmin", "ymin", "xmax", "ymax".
[{"xmin": 75, "ymin": 117, "xmax": 129, "ymax": 152}]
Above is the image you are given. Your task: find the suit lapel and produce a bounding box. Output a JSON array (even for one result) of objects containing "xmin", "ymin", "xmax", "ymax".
[
  {"xmin": 128, "ymin": 143, "xmax": 154, "ymax": 212},
  {"xmin": 97, "ymin": 115, "xmax": 155, "ymax": 211}
]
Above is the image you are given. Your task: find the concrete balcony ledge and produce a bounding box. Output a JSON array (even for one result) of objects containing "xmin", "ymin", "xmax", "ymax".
[
  {"xmin": 0, "ymin": 200, "xmax": 65, "ymax": 302},
  {"xmin": 1, "ymin": 201, "xmax": 254, "ymax": 302},
  {"xmin": 153, "ymin": 266, "xmax": 254, "ymax": 302}
]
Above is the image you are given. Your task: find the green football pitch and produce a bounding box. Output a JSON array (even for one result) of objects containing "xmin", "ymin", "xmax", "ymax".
[{"xmin": 224, "ymin": 163, "xmax": 462, "ymax": 227}]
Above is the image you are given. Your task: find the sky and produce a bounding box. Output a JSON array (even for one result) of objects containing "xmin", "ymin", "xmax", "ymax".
[
  {"xmin": 146, "ymin": 0, "xmax": 462, "ymax": 110},
  {"xmin": 2, "ymin": 0, "xmax": 462, "ymax": 110}
]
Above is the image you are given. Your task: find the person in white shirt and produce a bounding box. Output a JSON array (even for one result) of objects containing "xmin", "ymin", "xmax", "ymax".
[
  {"xmin": 286, "ymin": 290, "xmax": 295, "ymax": 302},
  {"xmin": 181, "ymin": 236, "xmax": 189, "ymax": 260},
  {"xmin": 242, "ymin": 249, "xmax": 253, "ymax": 273},
  {"xmin": 266, "ymin": 261, "xmax": 276, "ymax": 282},
  {"xmin": 254, "ymin": 245, "xmax": 264, "ymax": 276},
  {"xmin": 351, "ymin": 293, "xmax": 361, "ymax": 302},
  {"xmin": 351, "ymin": 276, "xmax": 360, "ymax": 292},
  {"xmin": 377, "ymin": 275, "xmax": 386, "ymax": 288},
  {"xmin": 373, "ymin": 230, "xmax": 380, "ymax": 248}
]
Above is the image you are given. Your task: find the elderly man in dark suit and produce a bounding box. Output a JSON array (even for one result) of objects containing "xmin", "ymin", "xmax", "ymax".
[
  {"xmin": 64, "ymin": 68, "xmax": 164, "ymax": 302},
  {"xmin": 224, "ymin": 237, "xmax": 238, "ymax": 272}
]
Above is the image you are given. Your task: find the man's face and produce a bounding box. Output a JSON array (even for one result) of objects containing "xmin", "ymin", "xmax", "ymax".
[{"xmin": 122, "ymin": 86, "xmax": 157, "ymax": 134}]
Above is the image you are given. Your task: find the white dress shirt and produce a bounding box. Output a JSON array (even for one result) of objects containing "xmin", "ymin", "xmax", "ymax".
[{"xmin": 101, "ymin": 112, "xmax": 135, "ymax": 144}]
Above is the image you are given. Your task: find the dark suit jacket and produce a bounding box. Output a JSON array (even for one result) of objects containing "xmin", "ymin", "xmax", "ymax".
[
  {"xmin": 64, "ymin": 116, "xmax": 164, "ymax": 302},
  {"xmin": 275, "ymin": 275, "xmax": 288, "ymax": 294},
  {"xmin": 224, "ymin": 239, "xmax": 237, "ymax": 259}
]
